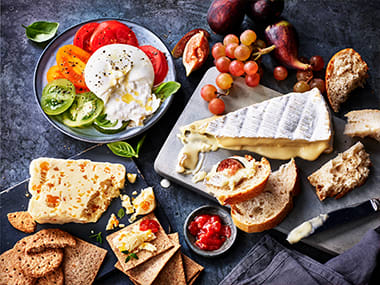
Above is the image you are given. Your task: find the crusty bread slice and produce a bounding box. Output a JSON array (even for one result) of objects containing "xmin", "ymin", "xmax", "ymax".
[
  {"xmin": 205, "ymin": 157, "xmax": 271, "ymax": 205},
  {"xmin": 344, "ymin": 109, "xmax": 380, "ymax": 142},
  {"xmin": 308, "ymin": 142, "xmax": 371, "ymax": 201},
  {"xmin": 230, "ymin": 159, "xmax": 299, "ymax": 233},
  {"xmin": 325, "ymin": 48, "xmax": 368, "ymax": 112}
]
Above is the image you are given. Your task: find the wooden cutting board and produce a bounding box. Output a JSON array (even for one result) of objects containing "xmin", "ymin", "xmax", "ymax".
[
  {"xmin": 155, "ymin": 67, "xmax": 380, "ymax": 254},
  {"xmin": 0, "ymin": 144, "xmax": 171, "ymax": 281}
]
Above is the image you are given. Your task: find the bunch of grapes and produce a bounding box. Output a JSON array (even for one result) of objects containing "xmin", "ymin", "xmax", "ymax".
[
  {"xmin": 293, "ymin": 55, "xmax": 326, "ymax": 93},
  {"xmin": 202, "ymin": 30, "xmax": 265, "ymax": 115}
]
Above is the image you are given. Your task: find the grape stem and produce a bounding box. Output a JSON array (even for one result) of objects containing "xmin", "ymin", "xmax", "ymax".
[
  {"xmin": 216, "ymin": 88, "xmax": 230, "ymax": 98},
  {"xmin": 252, "ymin": 44, "xmax": 276, "ymax": 61}
]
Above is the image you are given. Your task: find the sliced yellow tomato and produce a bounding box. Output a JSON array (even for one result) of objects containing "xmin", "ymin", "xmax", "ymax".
[
  {"xmin": 56, "ymin": 45, "xmax": 90, "ymax": 89},
  {"xmin": 46, "ymin": 65, "xmax": 65, "ymax": 82}
]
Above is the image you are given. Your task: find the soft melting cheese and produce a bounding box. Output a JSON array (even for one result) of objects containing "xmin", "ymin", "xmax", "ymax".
[
  {"xmin": 28, "ymin": 158, "xmax": 126, "ymax": 224},
  {"xmin": 177, "ymin": 88, "xmax": 333, "ymax": 173},
  {"xmin": 114, "ymin": 226, "xmax": 156, "ymax": 253}
]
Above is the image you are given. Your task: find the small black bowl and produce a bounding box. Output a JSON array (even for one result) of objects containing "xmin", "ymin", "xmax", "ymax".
[{"xmin": 183, "ymin": 205, "xmax": 237, "ymax": 257}]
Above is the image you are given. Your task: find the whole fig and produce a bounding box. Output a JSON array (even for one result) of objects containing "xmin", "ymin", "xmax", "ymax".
[
  {"xmin": 247, "ymin": 0, "xmax": 284, "ymax": 23},
  {"xmin": 207, "ymin": 0, "xmax": 246, "ymax": 35}
]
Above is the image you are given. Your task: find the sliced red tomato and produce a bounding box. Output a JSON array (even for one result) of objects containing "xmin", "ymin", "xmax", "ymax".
[
  {"xmin": 89, "ymin": 20, "xmax": 138, "ymax": 52},
  {"xmin": 56, "ymin": 45, "xmax": 90, "ymax": 89},
  {"xmin": 73, "ymin": 22, "xmax": 99, "ymax": 53},
  {"xmin": 139, "ymin": 45, "xmax": 169, "ymax": 85}
]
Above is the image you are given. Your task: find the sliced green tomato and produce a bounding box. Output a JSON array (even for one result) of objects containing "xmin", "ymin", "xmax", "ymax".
[
  {"xmin": 93, "ymin": 114, "xmax": 129, "ymax": 134},
  {"xmin": 62, "ymin": 92, "xmax": 103, "ymax": 128},
  {"xmin": 41, "ymin": 79, "xmax": 76, "ymax": 115}
]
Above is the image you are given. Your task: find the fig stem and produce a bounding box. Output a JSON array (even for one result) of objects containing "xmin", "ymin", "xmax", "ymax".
[{"xmin": 252, "ymin": 44, "xmax": 276, "ymax": 61}]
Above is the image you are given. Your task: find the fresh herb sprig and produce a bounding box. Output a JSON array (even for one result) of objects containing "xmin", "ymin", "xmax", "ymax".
[
  {"xmin": 117, "ymin": 208, "xmax": 125, "ymax": 219},
  {"xmin": 107, "ymin": 135, "xmax": 146, "ymax": 158},
  {"xmin": 121, "ymin": 250, "xmax": 139, "ymax": 262},
  {"xmin": 89, "ymin": 232, "xmax": 103, "ymax": 244},
  {"xmin": 153, "ymin": 81, "xmax": 181, "ymax": 102}
]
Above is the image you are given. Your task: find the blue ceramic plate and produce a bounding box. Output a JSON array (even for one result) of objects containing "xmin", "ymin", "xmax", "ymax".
[{"xmin": 34, "ymin": 18, "xmax": 176, "ymax": 143}]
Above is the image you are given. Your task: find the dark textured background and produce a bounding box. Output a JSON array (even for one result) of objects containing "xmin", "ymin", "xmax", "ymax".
[{"xmin": 1, "ymin": 0, "xmax": 379, "ymax": 284}]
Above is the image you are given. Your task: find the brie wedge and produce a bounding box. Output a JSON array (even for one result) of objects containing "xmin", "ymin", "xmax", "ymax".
[{"xmin": 177, "ymin": 88, "xmax": 333, "ymax": 173}]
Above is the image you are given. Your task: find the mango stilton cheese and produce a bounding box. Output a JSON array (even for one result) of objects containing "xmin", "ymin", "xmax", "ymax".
[{"xmin": 27, "ymin": 158, "xmax": 126, "ymax": 224}]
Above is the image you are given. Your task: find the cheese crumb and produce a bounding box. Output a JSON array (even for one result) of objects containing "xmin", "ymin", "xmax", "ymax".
[
  {"xmin": 192, "ymin": 170, "xmax": 207, "ymax": 183},
  {"xmin": 132, "ymin": 191, "xmax": 138, "ymax": 195},
  {"xmin": 106, "ymin": 213, "xmax": 119, "ymax": 231},
  {"xmin": 127, "ymin": 173, "xmax": 137, "ymax": 183},
  {"xmin": 120, "ymin": 194, "xmax": 134, "ymax": 214},
  {"xmin": 119, "ymin": 224, "xmax": 125, "ymax": 228},
  {"xmin": 160, "ymin": 179, "xmax": 171, "ymax": 188}
]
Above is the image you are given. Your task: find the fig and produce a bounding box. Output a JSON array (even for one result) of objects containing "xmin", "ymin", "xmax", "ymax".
[
  {"xmin": 207, "ymin": 0, "xmax": 246, "ymax": 35},
  {"xmin": 246, "ymin": 0, "xmax": 284, "ymax": 23},
  {"xmin": 182, "ymin": 31, "xmax": 209, "ymax": 76},
  {"xmin": 265, "ymin": 20, "xmax": 311, "ymax": 70},
  {"xmin": 172, "ymin": 28, "xmax": 210, "ymax": 58}
]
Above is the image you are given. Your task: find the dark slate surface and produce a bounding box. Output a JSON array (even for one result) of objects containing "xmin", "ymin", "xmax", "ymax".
[{"xmin": 1, "ymin": 0, "xmax": 380, "ymax": 284}]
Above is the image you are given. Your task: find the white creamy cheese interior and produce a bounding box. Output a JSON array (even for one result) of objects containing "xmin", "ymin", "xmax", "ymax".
[{"xmin": 85, "ymin": 44, "xmax": 160, "ymax": 126}]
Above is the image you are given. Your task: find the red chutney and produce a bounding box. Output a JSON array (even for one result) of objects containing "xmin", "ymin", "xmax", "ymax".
[
  {"xmin": 140, "ymin": 219, "xmax": 160, "ymax": 233},
  {"xmin": 188, "ymin": 214, "xmax": 231, "ymax": 251}
]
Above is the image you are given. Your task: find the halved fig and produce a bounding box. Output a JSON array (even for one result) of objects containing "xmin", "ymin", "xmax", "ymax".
[
  {"xmin": 172, "ymin": 28, "xmax": 210, "ymax": 58},
  {"xmin": 182, "ymin": 31, "xmax": 209, "ymax": 76}
]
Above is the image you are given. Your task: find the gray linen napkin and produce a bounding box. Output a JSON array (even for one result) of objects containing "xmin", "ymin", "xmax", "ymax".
[{"xmin": 219, "ymin": 227, "xmax": 380, "ymax": 285}]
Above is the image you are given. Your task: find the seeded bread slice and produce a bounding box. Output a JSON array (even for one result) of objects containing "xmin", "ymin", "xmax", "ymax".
[
  {"xmin": 230, "ymin": 159, "xmax": 299, "ymax": 233},
  {"xmin": 205, "ymin": 157, "xmax": 271, "ymax": 205},
  {"xmin": 325, "ymin": 48, "xmax": 368, "ymax": 112},
  {"xmin": 344, "ymin": 109, "xmax": 380, "ymax": 142},
  {"xmin": 308, "ymin": 142, "xmax": 371, "ymax": 201}
]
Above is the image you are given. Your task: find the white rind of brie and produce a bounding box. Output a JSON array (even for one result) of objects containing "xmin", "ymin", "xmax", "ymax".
[{"xmin": 177, "ymin": 88, "xmax": 333, "ymax": 173}]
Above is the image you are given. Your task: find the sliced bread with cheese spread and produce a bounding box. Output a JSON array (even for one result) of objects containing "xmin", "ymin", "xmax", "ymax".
[
  {"xmin": 205, "ymin": 156, "xmax": 271, "ymax": 205},
  {"xmin": 325, "ymin": 48, "xmax": 368, "ymax": 112},
  {"xmin": 308, "ymin": 142, "xmax": 371, "ymax": 201},
  {"xmin": 344, "ymin": 109, "xmax": 380, "ymax": 142},
  {"xmin": 230, "ymin": 159, "xmax": 299, "ymax": 233}
]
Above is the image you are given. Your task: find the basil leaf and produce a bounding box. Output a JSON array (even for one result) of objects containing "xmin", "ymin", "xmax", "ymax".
[
  {"xmin": 135, "ymin": 135, "xmax": 146, "ymax": 155},
  {"xmin": 107, "ymin": 141, "xmax": 137, "ymax": 158},
  {"xmin": 94, "ymin": 113, "xmax": 118, "ymax": 128},
  {"xmin": 125, "ymin": 256, "xmax": 131, "ymax": 263},
  {"xmin": 22, "ymin": 21, "xmax": 59, "ymax": 43},
  {"xmin": 129, "ymin": 253, "xmax": 138, "ymax": 260},
  {"xmin": 153, "ymin": 81, "xmax": 181, "ymax": 102},
  {"xmin": 121, "ymin": 250, "xmax": 129, "ymax": 255},
  {"xmin": 89, "ymin": 232, "xmax": 102, "ymax": 244},
  {"xmin": 117, "ymin": 208, "xmax": 125, "ymax": 219}
]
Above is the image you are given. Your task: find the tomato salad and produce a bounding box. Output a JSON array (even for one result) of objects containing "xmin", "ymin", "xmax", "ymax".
[{"xmin": 41, "ymin": 20, "xmax": 173, "ymax": 134}]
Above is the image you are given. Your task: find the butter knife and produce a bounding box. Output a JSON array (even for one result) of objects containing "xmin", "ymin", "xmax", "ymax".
[{"xmin": 287, "ymin": 198, "xmax": 380, "ymax": 244}]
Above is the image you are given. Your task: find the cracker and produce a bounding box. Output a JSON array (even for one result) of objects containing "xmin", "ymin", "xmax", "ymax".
[
  {"xmin": 0, "ymin": 249, "xmax": 36, "ymax": 285},
  {"xmin": 107, "ymin": 213, "xmax": 173, "ymax": 272},
  {"xmin": 7, "ymin": 211, "xmax": 36, "ymax": 233},
  {"xmin": 182, "ymin": 254, "xmax": 204, "ymax": 285},
  {"xmin": 25, "ymin": 228, "xmax": 76, "ymax": 254},
  {"xmin": 35, "ymin": 267, "xmax": 64, "ymax": 285},
  {"xmin": 115, "ymin": 233, "xmax": 181, "ymax": 285},
  {"xmin": 62, "ymin": 237, "xmax": 107, "ymax": 285},
  {"xmin": 153, "ymin": 234, "xmax": 186, "ymax": 285}
]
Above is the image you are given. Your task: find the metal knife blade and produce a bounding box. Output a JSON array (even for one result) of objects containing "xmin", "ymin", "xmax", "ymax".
[{"xmin": 286, "ymin": 198, "xmax": 380, "ymax": 244}]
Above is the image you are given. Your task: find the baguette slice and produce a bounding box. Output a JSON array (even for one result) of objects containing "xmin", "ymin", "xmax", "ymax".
[
  {"xmin": 205, "ymin": 156, "xmax": 271, "ymax": 205},
  {"xmin": 308, "ymin": 142, "xmax": 371, "ymax": 201},
  {"xmin": 230, "ymin": 159, "xmax": 299, "ymax": 233},
  {"xmin": 325, "ymin": 48, "xmax": 368, "ymax": 112},
  {"xmin": 344, "ymin": 109, "xmax": 380, "ymax": 142}
]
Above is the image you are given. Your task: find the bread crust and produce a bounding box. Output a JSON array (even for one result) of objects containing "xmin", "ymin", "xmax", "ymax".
[
  {"xmin": 325, "ymin": 48, "xmax": 368, "ymax": 112},
  {"xmin": 206, "ymin": 157, "xmax": 271, "ymax": 205},
  {"xmin": 230, "ymin": 159, "xmax": 299, "ymax": 233}
]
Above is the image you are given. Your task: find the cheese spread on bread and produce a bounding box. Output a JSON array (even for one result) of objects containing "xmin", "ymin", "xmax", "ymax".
[
  {"xmin": 28, "ymin": 158, "xmax": 126, "ymax": 224},
  {"xmin": 113, "ymin": 225, "xmax": 156, "ymax": 253}
]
